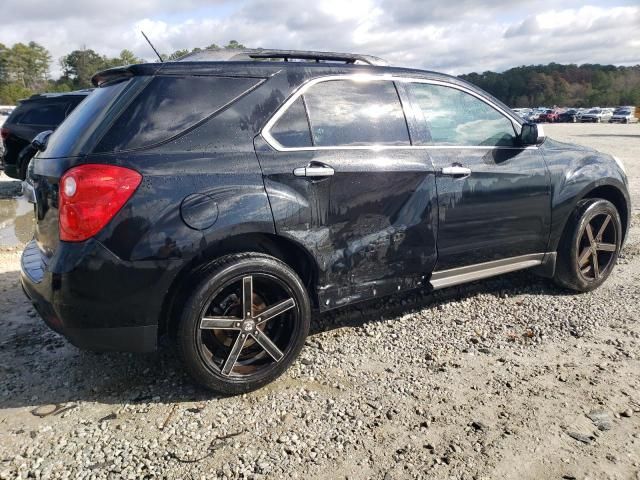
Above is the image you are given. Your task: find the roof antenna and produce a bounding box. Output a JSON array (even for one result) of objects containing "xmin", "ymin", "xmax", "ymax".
[{"xmin": 141, "ymin": 31, "xmax": 163, "ymax": 63}]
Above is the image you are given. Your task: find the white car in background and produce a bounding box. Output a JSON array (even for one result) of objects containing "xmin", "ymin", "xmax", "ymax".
[
  {"xmin": 609, "ymin": 107, "xmax": 637, "ymax": 124},
  {"xmin": 579, "ymin": 108, "xmax": 613, "ymax": 123}
]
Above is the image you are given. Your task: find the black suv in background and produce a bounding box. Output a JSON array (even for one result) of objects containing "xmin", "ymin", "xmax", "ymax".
[
  {"xmin": 21, "ymin": 50, "xmax": 630, "ymax": 394},
  {"xmin": 1, "ymin": 90, "xmax": 90, "ymax": 179}
]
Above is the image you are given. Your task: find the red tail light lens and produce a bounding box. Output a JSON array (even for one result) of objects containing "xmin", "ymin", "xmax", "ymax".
[
  {"xmin": 59, "ymin": 164, "xmax": 142, "ymax": 242},
  {"xmin": 0, "ymin": 127, "xmax": 9, "ymax": 140}
]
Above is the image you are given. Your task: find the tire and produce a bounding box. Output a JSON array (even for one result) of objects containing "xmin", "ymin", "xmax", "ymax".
[
  {"xmin": 18, "ymin": 159, "xmax": 28, "ymax": 181},
  {"xmin": 177, "ymin": 253, "xmax": 311, "ymax": 395},
  {"xmin": 554, "ymin": 199, "xmax": 622, "ymax": 292}
]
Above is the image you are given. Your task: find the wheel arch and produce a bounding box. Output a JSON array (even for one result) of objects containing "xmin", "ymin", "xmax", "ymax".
[
  {"xmin": 553, "ymin": 180, "xmax": 630, "ymax": 253},
  {"xmin": 158, "ymin": 232, "xmax": 319, "ymax": 338}
]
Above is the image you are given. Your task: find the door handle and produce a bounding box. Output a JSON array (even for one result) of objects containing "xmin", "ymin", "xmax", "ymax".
[
  {"xmin": 441, "ymin": 165, "xmax": 472, "ymax": 177},
  {"xmin": 293, "ymin": 165, "xmax": 335, "ymax": 177}
]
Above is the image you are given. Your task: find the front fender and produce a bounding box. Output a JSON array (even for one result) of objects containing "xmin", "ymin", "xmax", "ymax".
[{"xmin": 542, "ymin": 142, "xmax": 630, "ymax": 252}]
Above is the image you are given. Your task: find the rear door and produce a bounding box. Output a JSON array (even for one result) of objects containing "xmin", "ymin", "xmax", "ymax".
[
  {"xmin": 404, "ymin": 80, "xmax": 551, "ymax": 272},
  {"xmin": 255, "ymin": 76, "xmax": 438, "ymax": 309}
]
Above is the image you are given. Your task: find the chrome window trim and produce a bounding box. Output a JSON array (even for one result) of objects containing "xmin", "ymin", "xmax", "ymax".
[{"xmin": 261, "ymin": 74, "xmax": 528, "ymax": 152}]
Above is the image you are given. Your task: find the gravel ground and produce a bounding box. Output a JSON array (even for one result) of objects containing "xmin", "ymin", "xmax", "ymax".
[{"xmin": 1, "ymin": 123, "xmax": 639, "ymax": 480}]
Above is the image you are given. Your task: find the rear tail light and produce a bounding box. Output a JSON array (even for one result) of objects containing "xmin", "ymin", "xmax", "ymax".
[
  {"xmin": 0, "ymin": 127, "xmax": 9, "ymax": 141},
  {"xmin": 59, "ymin": 164, "xmax": 142, "ymax": 242}
]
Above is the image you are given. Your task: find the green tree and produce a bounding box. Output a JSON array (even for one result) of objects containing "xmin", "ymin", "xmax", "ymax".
[
  {"xmin": 0, "ymin": 82, "xmax": 33, "ymax": 104},
  {"xmin": 163, "ymin": 49, "xmax": 190, "ymax": 61},
  {"xmin": 5, "ymin": 42, "xmax": 51, "ymax": 90},
  {"xmin": 460, "ymin": 63, "xmax": 640, "ymax": 107},
  {"xmin": 114, "ymin": 49, "xmax": 143, "ymax": 66},
  {"xmin": 60, "ymin": 49, "xmax": 111, "ymax": 88},
  {"xmin": 225, "ymin": 40, "xmax": 245, "ymax": 49}
]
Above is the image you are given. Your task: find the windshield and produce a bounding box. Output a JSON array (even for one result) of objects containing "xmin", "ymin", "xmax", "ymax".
[
  {"xmin": 588, "ymin": 109, "xmax": 600, "ymax": 114},
  {"xmin": 614, "ymin": 109, "xmax": 630, "ymax": 115}
]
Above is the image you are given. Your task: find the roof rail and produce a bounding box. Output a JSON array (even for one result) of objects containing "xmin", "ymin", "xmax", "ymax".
[{"xmin": 177, "ymin": 48, "xmax": 389, "ymax": 66}]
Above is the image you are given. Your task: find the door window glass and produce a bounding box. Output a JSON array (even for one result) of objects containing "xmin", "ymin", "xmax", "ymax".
[
  {"xmin": 409, "ymin": 83, "xmax": 517, "ymax": 146},
  {"xmin": 302, "ymin": 80, "xmax": 410, "ymax": 147},
  {"xmin": 270, "ymin": 97, "xmax": 312, "ymax": 147}
]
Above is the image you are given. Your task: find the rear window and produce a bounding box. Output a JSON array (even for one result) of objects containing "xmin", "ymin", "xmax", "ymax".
[
  {"xmin": 94, "ymin": 76, "xmax": 261, "ymax": 153},
  {"xmin": 41, "ymin": 80, "xmax": 133, "ymax": 159},
  {"xmin": 15, "ymin": 102, "xmax": 68, "ymax": 126}
]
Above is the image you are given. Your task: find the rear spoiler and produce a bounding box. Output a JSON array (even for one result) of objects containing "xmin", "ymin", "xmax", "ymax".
[{"xmin": 91, "ymin": 64, "xmax": 163, "ymax": 87}]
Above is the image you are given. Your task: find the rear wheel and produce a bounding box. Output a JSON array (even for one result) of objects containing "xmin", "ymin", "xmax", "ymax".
[
  {"xmin": 177, "ymin": 253, "xmax": 310, "ymax": 394},
  {"xmin": 554, "ymin": 199, "xmax": 621, "ymax": 292}
]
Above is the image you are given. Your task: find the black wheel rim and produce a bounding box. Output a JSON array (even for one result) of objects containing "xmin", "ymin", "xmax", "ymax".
[
  {"xmin": 196, "ymin": 273, "xmax": 299, "ymax": 379},
  {"xmin": 577, "ymin": 212, "xmax": 618, "ymax": 281}
]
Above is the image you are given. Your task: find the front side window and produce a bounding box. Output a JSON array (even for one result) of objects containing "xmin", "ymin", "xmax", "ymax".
[
  {"xmin": 302, "ymin": 79, "xmax": 410, "ymax": 147},
  {"xmin": 408, "ymin": 83, "xmax": 517, "ymax": 147}
]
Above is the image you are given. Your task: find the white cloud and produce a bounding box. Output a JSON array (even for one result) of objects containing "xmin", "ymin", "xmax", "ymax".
[{"xmin": 1, "ymin": 0, "xmax": 638, "ymax": 78}]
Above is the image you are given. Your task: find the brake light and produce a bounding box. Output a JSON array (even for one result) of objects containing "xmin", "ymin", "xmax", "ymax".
[
  {"xmin": 59, "ymin": 164, "xmax": 142, "ymax": 242},
  {"xmin": 0, "ymin": 127, "xmax": 9, "ymax": 141}
]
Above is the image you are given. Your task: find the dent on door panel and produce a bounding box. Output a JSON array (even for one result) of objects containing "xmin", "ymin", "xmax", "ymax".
[{"xmin": 255, "ymin": 137, "xmax": 438, "ymax": 309}]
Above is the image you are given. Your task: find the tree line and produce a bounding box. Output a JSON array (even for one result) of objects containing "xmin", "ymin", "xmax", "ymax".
[
  {"xmin": 460, "ymin": 63, "xmax": 640, "ymax": 107},
  {"xmin": 1, "ymin": 41, "xmax": 638, "ymax": 107},
  {"xmin": 0, "ymin": 40, "xmax": 245, "ymax": 104}
]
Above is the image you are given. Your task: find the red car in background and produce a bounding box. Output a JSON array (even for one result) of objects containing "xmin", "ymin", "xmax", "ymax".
[{"xmin": 538, "ymin": 109, "xmax": 561, "ymax": 122}]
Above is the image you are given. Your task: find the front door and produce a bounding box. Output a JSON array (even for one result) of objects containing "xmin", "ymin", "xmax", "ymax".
[
  {"xmin": 404, "ymin": 81, "xmax": 551, "ymax": 271},
  {"xmin": 256, "ymin": 76, "xmax": 438, "ymax": 309}
]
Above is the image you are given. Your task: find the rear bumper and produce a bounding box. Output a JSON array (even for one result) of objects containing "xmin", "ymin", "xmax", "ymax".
[{"xmin": 20, "ymin": 239, "xmax": 179, "ymax": 353}]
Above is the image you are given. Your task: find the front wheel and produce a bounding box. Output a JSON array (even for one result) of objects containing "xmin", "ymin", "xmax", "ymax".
[
  {"xmin": 554, "ymin": 199, "xmax": 622, "ymax": 292},
  {"xmin": 177, "ymin": 253, "xmax": 311, "ymax": 395}
]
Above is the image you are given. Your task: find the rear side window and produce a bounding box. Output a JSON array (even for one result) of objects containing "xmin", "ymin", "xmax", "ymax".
[
  {"xmin": 16, "ymin": 102, "xmax": 68, "ymax": 126},
  {"xmin": 302, "ymin": 80, "xmax": 410, "ymax": 147},
  {"xmin": 95, "ymin": 76, "xmax": 261, "ymax": 153},
  {"xmin": 270, "ymin": 97, "xmax": 312, "ymax": 147},
  {"xmin": 408, "ymin": 83, "xmax": 517, "ymax": 147}
]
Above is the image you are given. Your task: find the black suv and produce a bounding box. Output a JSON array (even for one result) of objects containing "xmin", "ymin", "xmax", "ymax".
[
  {"xmin": 1, "ymin": 90, "xmax": 90, "ymax": 179},
  {"xmin": 21, "ymin": 50, "xmax": 630, "ymax": 394}
]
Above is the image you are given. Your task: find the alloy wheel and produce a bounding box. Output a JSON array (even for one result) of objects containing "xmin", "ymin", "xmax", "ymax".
[
  {"xmin": 196, "ymin": 274, "xmax": 298, "ymax": 377},
  {"xmin": 576, "ymin": 212, "xmax": 618, "ymax": 281}
]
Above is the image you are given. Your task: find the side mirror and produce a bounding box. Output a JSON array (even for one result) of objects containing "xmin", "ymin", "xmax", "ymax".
[{"xmin": 519, "ymin": 123, "xmax": 545, "ymax": 146}]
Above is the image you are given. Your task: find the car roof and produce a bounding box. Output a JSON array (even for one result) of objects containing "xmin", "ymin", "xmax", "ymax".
[
  {"xmin": 178, "ymin": 48, "xmax": 390, "ymax": 66},
  {"xmin": 90, "ymin": 49, "xmax": 518, "ymax": 121},
  {"xmin": 93, "ymin": 59, "xmax": 465, "ymax": 89}
]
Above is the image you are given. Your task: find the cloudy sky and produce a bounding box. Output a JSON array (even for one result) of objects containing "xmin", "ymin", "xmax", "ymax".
[{"xmin": 2, "ymin": 0, "xmax": 639, "ymax": 77}]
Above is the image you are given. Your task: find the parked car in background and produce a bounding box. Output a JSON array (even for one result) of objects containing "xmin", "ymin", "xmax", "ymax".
[
  {"xmin": 524, "ymin": 110, "xmax": 541, "ymax": 122},
  {"xmin": 0, "ymin": 108, "xmax": 14, "ymax": 117},
  {"xmin": 21, "ymin": 49, "xmax": 630, "ymax": 394},
  {"xmin": 558, "ymin": 109, "xmax": 579, "ymax": 123},
  {"xmin": 511, "ymin": 108, "xmax": 530, "ymax": 120},
  {"xmin": 538, "ymin": 109, "xmax": 561, "ymax": 123},
  {"xmin": 609, "ymin": 107, "xmax": 637, "ymax": 124},
  {"xmin": 1, "ymin": 90, "xmax": 91, "ymax": 179},
  {"xmin": 579, "ymin": 108, "xmax": 612, "ymax": 123}
]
